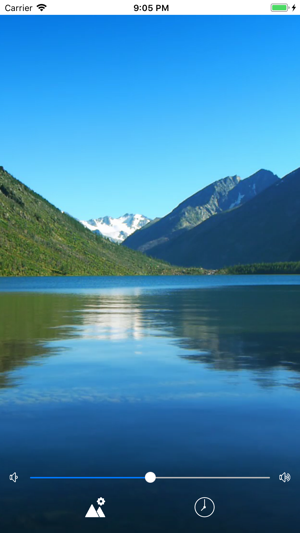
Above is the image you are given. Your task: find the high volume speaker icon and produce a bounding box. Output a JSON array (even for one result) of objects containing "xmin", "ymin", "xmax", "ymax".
[{"xmin": 279, "ymin": 472, "xmax": 291, "ymax": 483}]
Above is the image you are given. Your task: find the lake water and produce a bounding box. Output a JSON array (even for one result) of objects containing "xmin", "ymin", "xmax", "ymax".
[{"xmin": 0, "ymin": 276, "xmax": 300, "ymax": 532}]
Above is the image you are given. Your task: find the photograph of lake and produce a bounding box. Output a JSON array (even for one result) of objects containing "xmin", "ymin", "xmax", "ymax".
[
  {"xmin": 1, "ymin": 10, "xmax": 300, "ymax": 533},
  {"xmin": 1, "ymin": 276, "xmax": 299, "ymax": 531}
]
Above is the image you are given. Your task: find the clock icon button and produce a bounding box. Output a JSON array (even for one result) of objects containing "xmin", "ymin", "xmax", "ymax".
[{"xmin": 194, "ymin": 497, "xmax": 215, "ymax": 518}]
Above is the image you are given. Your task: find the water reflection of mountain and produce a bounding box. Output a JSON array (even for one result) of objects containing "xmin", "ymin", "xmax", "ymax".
[
  {"xmin": 140, "ymin": 286, "xmax": 300, "ymax": 372},
  {"xmin": 81, "ymin": 296, "xmax": 143, "ymax": 340},
  {"xmin": 0, "ymin": 285, "xmax": 300, "ymax": 390},
  {"xmin": 0, "ymin": 293, "xmax": 85, "ymax": 388},
  {"xmin": 0, "ymin": 292, "xmax": 145, "ymax": 389}
]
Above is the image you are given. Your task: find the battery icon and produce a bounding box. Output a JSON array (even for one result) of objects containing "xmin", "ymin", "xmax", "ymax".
[{"xmin": 271, "ymin": 3, "xmax": 290, "ymax": 11}]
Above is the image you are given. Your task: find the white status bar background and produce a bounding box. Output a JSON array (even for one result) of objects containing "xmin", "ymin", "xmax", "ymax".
[{"xmin": 1, "ymin": 1, "xmax": 299, "ymax": 15}]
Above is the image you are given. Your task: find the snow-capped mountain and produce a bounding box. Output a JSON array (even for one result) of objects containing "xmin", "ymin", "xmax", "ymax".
[{"xmin": 80, "ymin": 213, "xmax": 151, "ymax": 244}]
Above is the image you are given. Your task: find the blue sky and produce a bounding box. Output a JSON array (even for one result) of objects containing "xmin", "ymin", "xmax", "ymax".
[{"xmin": 1, "ymin": 16, "xmax": 299, "ymax": 220}]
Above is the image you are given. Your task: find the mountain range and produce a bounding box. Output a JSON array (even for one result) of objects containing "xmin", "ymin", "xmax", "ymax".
[
  {"xmin": 80, "ymin": 213, "xmax": 151, "ymax": 243},
  {"xmin": 154, "ymin": 166, "xmax": 299, "ymax": 269},
  {"xmin": 124, "ymin": 167, "xmax": 300, "ymax": 269},
  {"xmin": 124, "ymin": 169, "xmax": 280, "ymax": 259},
  {"xmin": 0, "ymin": 166, "xmax": 204, "ymax": 276},
  {"xmin": 2, "ymin": 164, "xmax": 299, "ymax": 275}
]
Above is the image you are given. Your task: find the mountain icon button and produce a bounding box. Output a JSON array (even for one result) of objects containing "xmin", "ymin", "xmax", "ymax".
[{"xmin": 85, "ymin": 503, "xmax": 105, "ymax": 518}]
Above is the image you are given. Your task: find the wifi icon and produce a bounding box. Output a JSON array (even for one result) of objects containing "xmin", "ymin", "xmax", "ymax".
[{"xmin": 37, "ymin": 3, "xmax": 47, "ymax": 11}]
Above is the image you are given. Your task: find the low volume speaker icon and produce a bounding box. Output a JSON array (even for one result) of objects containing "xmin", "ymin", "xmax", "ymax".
[
  {"xmin": 9, "ymin": 472, "xmax": 18, "ymax": 483},
  {"xmin": 279, "ymin": 472, "xmax": 291, "ymax": 483}
]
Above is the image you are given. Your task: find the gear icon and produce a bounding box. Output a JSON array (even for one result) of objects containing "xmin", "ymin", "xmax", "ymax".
[{"xmin": 97, "ymin": 497, "xmax": 105, "ymax": 507}]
